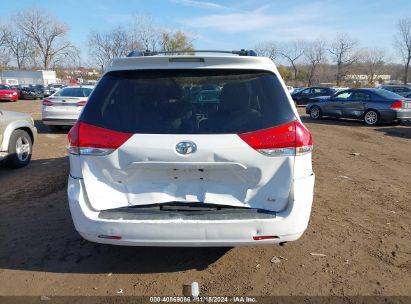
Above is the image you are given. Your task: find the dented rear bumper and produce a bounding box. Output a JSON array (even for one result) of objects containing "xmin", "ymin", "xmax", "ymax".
[{"xmin": 67, "ymin": 174, "xmax": 314, "ymax": 247}]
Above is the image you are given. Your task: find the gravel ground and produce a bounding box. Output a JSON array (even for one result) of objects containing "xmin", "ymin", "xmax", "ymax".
[{"xmin": 0, "ymin": 100, "xmax": 410, "ymax": 297}]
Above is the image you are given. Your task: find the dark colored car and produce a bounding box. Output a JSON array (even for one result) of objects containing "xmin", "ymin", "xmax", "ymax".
[
  {"xmin": 47, "ymin": 84, "xmax": 65, "ymax": 95},
  {"xmin": 195, "ymin": 89, "xmax": 220, "ymax": 104},
  {"xmin": 19, "ymin": 86, "xmax": 44, "ymax": 100},
  {"xmin": 10, "ymin": 85, "xmax": 21, "ymax": 99},
  {"xmin": 291, "ymin": 87, "xmax": 335, "ymax": 105},
  {"xmin": 378, "ymin": 85, "xmax": 411, "ymax": 98},
  {"xmin": 33, "ymin": 84, "xmax": 52, "ymax": 97},
  {"xmin": 306, "ymin": 88, "xmax": 411, "ymax": 125},
  {"xmin": 13, "ymin": 84, "xmax": 29, "ymax": 95}
]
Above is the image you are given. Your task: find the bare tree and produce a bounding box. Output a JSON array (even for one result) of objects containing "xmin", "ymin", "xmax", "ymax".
[
  {"xmin": 129, "ymin": 14, "xmax": 161, "ymax": 52},
  {"xmin": 88, "ymin": 26, "xmax": 140, "ymax": 69},
  {"xmin": 0, "ymin": 51, "xmax": 11, "ymax": 68},
  {"xmin": 1, "ymin": 24, "xmax": 36, "ymax": 69},
  {"xmin": 280, "ymin": 41, "xmax": 305, "ymax": 80},
  {"xmin": 0, "ymin": 26, "xmax": 6, "ymax": 47},
  {"xmin": 329, "ymin": 33, "xmax": 358, "ymax": 85},
  {"xmin": 394, "ymin": 18, "xmax": 411, "ymax": 84},
  {"xmin": 254, "ymin": 41, "xmax": 279, "ymax": 61},
  {"xmin": 51, "ymin": 46, "xmax": 81, "ymax": 69},
  {"xmin": 304, "ymin": 39, "xmax": 326, "ymax": 86},
  {"xmin": 358, "ymin": 48, "xmax": 387, "ymax": 85},
  {"xmin": 16, "ymin": 9, "xmax": 77, "ymax": 70}
]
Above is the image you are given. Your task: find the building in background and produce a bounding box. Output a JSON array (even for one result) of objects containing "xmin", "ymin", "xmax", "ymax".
[
  {"xmin": 345, "ymin": 74, "xmax": 391, "ymax": 86},
  {"xmin": 0, "ymin": 70, "xmax": 57, "ymax": 85}
]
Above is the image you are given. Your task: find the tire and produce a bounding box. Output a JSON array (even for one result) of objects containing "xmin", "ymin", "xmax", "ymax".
[
  {"xmin": 5, "ymin": 130, "xmax": 33, "ymax": 169},
  {"xmin": 363, "ymin": 110, "xmax": 380, "ymax": 126},
  {"xmin": 309, "ymin": 106, "xmax": 322, "ymax": 120}
]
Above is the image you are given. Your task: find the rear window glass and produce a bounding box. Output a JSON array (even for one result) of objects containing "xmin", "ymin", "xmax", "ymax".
[
  {"xmin": 376, "ymin": 89, "xmax": 403, "ymax": 99},
  {"xmin": 55, "ymin": 87, "xmax": 92, "ymax": 97},
  {"xmin": 80, "ymin": 69, "xmax": 296, "ymax": 134}
]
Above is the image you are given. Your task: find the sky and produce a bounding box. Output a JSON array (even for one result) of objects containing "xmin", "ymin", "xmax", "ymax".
[{"xmin": 1, "ymin": 0, "xmax": 410, "ymax": 65}]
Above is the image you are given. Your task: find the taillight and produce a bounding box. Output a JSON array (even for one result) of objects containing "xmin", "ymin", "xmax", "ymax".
[
  {"xmin": 42, "ymin": 99, "xmax": 53, "ymax": 106},
  {"xmin": 77, "ymin": 100, "xmax": 86, "ymax": 106},
  {"xmin": 67, "ymin": 122, "xmax": 132, "ymax": 156},
  {"xmin": 238, "ymin": 121, "xmax": 312, "ymax": 157},
  {"xmin": 253, "ymin": 235, "xmax": 279, "ymax": 241},
  {"xmin": 390, "ymin": 100, "xmax": 403, "ymax": 109}
]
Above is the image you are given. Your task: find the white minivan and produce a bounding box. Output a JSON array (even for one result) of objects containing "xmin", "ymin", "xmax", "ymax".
[{"xmin": 67, "ymin": 50, "xmax": 315, "ymax": 246}]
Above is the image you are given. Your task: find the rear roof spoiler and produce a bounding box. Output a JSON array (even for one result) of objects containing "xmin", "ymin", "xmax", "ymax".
[{"xmin": 127, "ymin": 49, "xmax": 257, "ymax": 57}]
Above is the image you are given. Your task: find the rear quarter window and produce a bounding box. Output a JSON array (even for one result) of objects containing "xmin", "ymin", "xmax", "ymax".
[{"xmin": 80, "ymin": 69, "xmax": 296, "ymax": 134}]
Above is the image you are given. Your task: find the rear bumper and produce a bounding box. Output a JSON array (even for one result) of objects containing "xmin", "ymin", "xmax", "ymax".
[
  {"xmin": 395, "ymin": 109, "xmax": 411, "ymax": 120},
  {"xmin": 0, "ymin": 96, "xmax": 17, "ymax": 101},
  {"xmin": 42, "ymin": 119, "xmax": 77, "ymax": 126},
  {"xmin": 42, "ymin": 107, "xmax": 80, "ymax": 125},
  {"xmin": 379, "ymin": 109, "xmax": 411, "ymax": 121},
  {"xmin": 67, "ymin": 174, "xmax": 315, "ymax": 247}
]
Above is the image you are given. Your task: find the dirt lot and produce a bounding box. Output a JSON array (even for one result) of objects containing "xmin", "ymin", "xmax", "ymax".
[{"xmin": 0, "ymin": 100, "xmax": 410, "ymax": 297}]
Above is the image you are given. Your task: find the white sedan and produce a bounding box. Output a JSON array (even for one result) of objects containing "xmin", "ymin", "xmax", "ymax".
[{"xmin": 42, "ymin": 85, "xmax": 94, "ymax": 130}]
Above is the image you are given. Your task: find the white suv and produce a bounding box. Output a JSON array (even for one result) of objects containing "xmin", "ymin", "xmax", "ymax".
[{"xmin": 67, "ymin": 50, "xmax": 315, "ymax": 246}]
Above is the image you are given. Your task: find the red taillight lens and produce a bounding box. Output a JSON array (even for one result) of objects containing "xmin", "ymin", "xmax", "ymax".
[
  {"xmin": 238, "ymin": 121, "xmax": 312, "ymax": 156},
  {"xmin": 68, "ymin": 122, "xmax": 132, "ymax": 155},
  {"xmin": 77, "ymin": 100, "xmax": 86, "ymax": 106},
  {"xmin": 253, "ymin": 235, "xmax": 279, "ymax": 241},
  {"xmin": 295, "ymin": 121, "xmax": 313, "ymax": 155},
  {"xmin": 67, "ymin": 122, "xmax": 80, "ymax": 155},
  {"xmin": 390, "ymin": 100, "xmax": 402, "ymax": 109},
  {"xmin": 98, "ymin": 235, "xmax": 122, "ymax": 240},
  {"xmin": 42, "ymin": 99, "xmax": 54, "ymax": 106}
]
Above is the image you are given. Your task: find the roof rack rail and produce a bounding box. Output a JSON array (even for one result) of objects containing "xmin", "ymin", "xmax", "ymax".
[{"xmin": 127, "ymin": 49, "xmax": 257, "ymax": 57}]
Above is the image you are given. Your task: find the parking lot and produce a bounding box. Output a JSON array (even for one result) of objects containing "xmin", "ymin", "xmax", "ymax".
[{"xmin": 0, "ymin": 100, "xmax": 410, "ymax": 296}]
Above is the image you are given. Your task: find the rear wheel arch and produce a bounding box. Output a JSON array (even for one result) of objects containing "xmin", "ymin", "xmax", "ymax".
[
  {"xmin": 1, "ymin": 122, "xmax": 34, "ymax": 151},
  {"xmin": 16, "ymin": 127, "xmax": 34, "ymax": 144}
]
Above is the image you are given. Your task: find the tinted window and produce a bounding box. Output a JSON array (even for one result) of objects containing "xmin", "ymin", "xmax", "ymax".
[
  {"xmin": 300, "ymin": 88, "xmax": 312, "ymax": 95},
  {"xmin": 375, "ymin": 89, "xmax": 403, "ymax": 100},
  {"xmin": 382, "ymin": 86, "xmax": 394, "ymax": 92},
  {"xmin": 351, "ymin": 92, "xmax": 371, "ymax": 101},
  {"xmin": 55, "ymin": 87, "xmax": 92, "ymax": 97},
  {"xmin": 0, "ymin": 85, "xmax": 11, "ymax": 90},
  {"xmin": 80, "ymin": 69, "xmax": 296, "ymax": 134}
]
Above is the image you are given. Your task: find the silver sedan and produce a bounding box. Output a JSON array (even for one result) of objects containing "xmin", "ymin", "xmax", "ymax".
[{"xmin": 42, "ymin": 85, "xmax": 94, "ymax": 130}]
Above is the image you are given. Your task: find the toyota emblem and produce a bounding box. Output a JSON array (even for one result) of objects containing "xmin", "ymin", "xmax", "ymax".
[{"xmin": 175, "ymin": 141, "xmax": 197, "ymax": 155}]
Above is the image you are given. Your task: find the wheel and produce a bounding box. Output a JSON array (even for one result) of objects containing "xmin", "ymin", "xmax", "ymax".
[
  {"xmin": 5, "ymin": 130, "xmax": 33, "ymax": 168},
  {"xmin": 364, "ymin": 110, "xmax": 380, "ymax": 126},
  {"xmin": 309, "ymin": 106, "xmax": 322, "ymax": 120}
]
